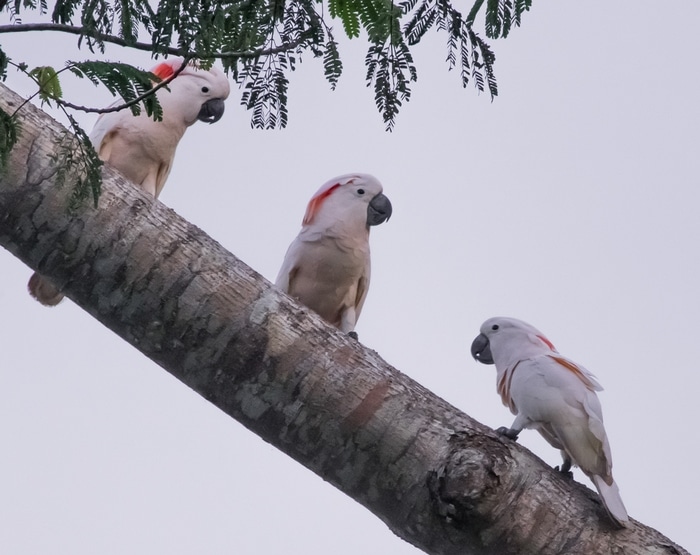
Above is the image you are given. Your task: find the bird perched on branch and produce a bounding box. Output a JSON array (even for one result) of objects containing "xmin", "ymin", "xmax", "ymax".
[
  {"xmin": 275, "ymin": 173, "xmax": 392, "ymax": 338},
  {"xmin": 471, "ymin": 316, "xmax": 629, "ymax": 527},
  {"xmin": 28, "ymin": 57, "xmax": 230, "ymax": 306}
]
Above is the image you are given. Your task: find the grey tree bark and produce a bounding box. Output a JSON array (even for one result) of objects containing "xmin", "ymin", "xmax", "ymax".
[{"xmin": 0, "ymin": 82, "xmax": 689, "ymax": 555}]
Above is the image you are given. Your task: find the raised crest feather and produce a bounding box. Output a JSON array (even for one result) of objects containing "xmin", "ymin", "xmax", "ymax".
[
  {"xmin": 151, "ymin": 61, "xmax": 177, "ymax": 81},
  {"xmin": 302, "ymin": 183, "xmax": 341, "ymax": 225},
  {"xmin": 536, "ymin": 334, "xmax": 556, "ymax": 351}
]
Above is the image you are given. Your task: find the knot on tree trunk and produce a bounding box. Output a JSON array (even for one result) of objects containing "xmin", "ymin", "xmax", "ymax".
[{"xmin": 428, "ymin": 430, "xmax": 520, "ymax": 554}]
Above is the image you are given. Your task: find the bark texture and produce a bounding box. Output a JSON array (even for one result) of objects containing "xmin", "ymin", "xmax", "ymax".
[{"xmin": 0, "ymin": 83, "xmax": 689, "ymax": 555}]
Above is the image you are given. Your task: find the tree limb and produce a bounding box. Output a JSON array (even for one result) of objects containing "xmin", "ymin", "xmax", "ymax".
[
  {"xmin": 0, "ymin": 23, "xmax": 308, "ymax": 59},
  {"xmin": 0, "ymin": 82, "xmax": 689, "ymax": 555}
]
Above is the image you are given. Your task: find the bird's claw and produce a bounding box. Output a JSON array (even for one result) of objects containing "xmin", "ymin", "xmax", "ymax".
[
  {"xmin": 555, "ymin": 460, "xmax": 573, "ymax": 478},
  {"xmin": 348, "ymin": 331, "xmax": 359, "ymax": 340},
  {"xmin": 554, "ymin": 465, "xmax": 574, "ymax": 479},
  {"xmin": 496, "ymin": 426, "xmax": 520, "ymax": 440}
]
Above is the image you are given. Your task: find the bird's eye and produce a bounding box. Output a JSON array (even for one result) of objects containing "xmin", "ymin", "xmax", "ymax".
[
  {"xmin": 491, "ymin": 324, "xmax": 499, "ymax": 331},
  {"xmin": 201, "ymin": 86, "xmax": 210, "ymax": 93},
  {"xmin": 357, "ymin": 188, "xmax": 365, "ymax": 195}
]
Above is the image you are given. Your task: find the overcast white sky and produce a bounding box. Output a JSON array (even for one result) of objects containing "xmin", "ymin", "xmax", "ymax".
[{"xmin": 1, "ymin": 2, "xmax": 699, "ymax": 553}]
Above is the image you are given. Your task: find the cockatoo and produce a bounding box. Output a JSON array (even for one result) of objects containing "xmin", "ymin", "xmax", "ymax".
[
  {"xmin": 28, "ymin": 57, "xmax": 230, "ymax": 306},
  {"xmin": 470, "ymin": 316, "xmax": 629, "ymax": 527},
  {"xmin": 275, "ymin": 173, "xmax": 392, "ymax": 337}
]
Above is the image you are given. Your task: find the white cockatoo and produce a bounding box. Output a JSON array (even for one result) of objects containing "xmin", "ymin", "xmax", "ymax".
[
  {"xmin": 28, "ymin": 58, "xmax": 230, "ymax": 306},
  {"xmin": 275, "ymin": 173, "xmax": 392, "ymax": 337},
  {"xmin": 470, "ymin": 316, "xmax": 629, "ymax": 527}
]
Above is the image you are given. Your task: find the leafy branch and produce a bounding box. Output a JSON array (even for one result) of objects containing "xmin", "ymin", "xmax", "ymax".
[
  {"xmin": 50, "ymin": 114, "xmax": 104, "ymax": 210},
  {"xmin": 402, "ymin": 0, "xmax": 511, "ymax": 97},
  {"xmin": 0, "ymin": 23, "xmax": 311, "ymax": 60},
  {"xmin": 0, "ymin": 107, "xmax": 20, "ymax": 172},
  {"xmin": 483, "ymin": 0, "xmax": 532, "ymax": 39},
  {"xmin": 0, "ymin": 0, "xmax": 534, "ymax": 157},
  {"xmin": 12, "ymin": 59, "xmax": 184, "ymax": 118},
  {"xmin": 63, "ymin": 59, "xmax": 186, "ymax": 117}
]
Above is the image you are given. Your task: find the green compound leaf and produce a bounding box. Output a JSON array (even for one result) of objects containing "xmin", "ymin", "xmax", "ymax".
[{"xmin": 28, "ymin": 66, "xmax": 63, "ymax": 105}]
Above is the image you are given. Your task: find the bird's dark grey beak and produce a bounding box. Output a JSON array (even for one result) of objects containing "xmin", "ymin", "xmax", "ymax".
[
  {"xmin": 367, "ymin": 193, "xmax": 392, "ymax": 226},
  {"xmin": 198, "ymin": 98, "xmax": 226, "ymax": 124},
  {"xmin": 471, "ymin": 333, "xmax": 494, "ymax": 364}
]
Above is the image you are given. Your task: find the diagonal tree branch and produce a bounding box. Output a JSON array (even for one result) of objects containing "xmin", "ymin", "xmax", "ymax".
[
  {"xmin": 9, "ymin": 57, "xmax": 189, "ymax": 117},
  {"xmin": 0, "ymin": 82, "xmax": 689, "ymax": 555}
]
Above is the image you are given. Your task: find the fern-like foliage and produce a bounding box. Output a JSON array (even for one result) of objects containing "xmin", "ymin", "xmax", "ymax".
[
  {"xmin": 360, "ymin": 0, "xmax": 401, "ymax": 42},
  {"xmin": 329, "ymin": 0, "xmax": 362, "ymax": 38},
  {"xmin": 0, "ymin": 108, "xmax": 21, "ymax": 172},
  {"xmin": 50, "ymin": 115, "xmax": 104, "ymax": 210},
  {"xmin": 402, "ymin": 0, "xmax": 438, "ymax": 45},
  {"xmin": 323, "ymin": 37, "xmax": 343, "ymax": 90},
  {"xmin": 114, "ymin": 0, "xmax": 155, "ymax": 44},
  {"xmin": 51, "ymin": 0, "xmax": 83, "ymax": 25},
  {"xmin": 12, "ymin": 0, "xmax": 48, "ymax": 18},
  {"xmin": 67, "ymin": 61, "xmax": 163, "ymax": 119},
  {"xmin": 327, "ymin": 0, "xmax": 417, "ymax": 131},
  {"xmin": 402, "ymin": 0, "xmax": 498, "ymax": 98},
  {"xmin": 240, "ymin": 54, "xmax": 290, "ymax": 130},
  {"xmin": 513, "ymin": 0, "xmax": 531, "ymax": 23},
  {"xmin": 0, "ymin": 47, "xmax": 9, "ymax": 82},
  {"xmin": 79, "ymin": 0, "xmax": 113, "ymax": 52},
  {"xmin": 484, "ymin": 0, "xmax": 531, "ymax": 39},
  {"xmin": 235, "ymin": 0, "xmax": 333, "ymax": 129},
  {"xmin": 2, "ymin": 0, "xmax": 532, "ymax": 138},
  {"xmin": 365, "ymin": 38, "xmax": 416, "ymax": 131}
]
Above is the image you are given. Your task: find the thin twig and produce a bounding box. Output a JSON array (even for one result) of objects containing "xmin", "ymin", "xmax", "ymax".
[
  {"xmin": 9, "ymin": 57, "xmax": 190, "ymax": 117},
  {"xmin": 56, "ymin": 57, "xmax": 191, "ymax": 115}
]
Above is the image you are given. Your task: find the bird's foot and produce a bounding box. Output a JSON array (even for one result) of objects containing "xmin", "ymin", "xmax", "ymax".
[
  {"xmin": 554, "ymin": 465, "xmax": 574, "ymax": 479},
  {"xmin": 555, "ymin": 459, "xmax": 574, "ymax": 478},
  {"xmin": 348, "ymin": 331, "xmax": 359, "ymax": 340},
  {"xmin": 496, "ymin": 427, "xmax": 520, "ymax": 441}
]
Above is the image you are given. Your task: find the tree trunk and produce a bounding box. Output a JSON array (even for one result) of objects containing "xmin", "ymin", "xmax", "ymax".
[{"xmin": 0, "ymin": 83, "xmax": 689, "ymax": 555}]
